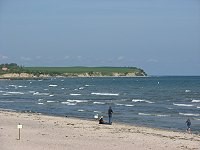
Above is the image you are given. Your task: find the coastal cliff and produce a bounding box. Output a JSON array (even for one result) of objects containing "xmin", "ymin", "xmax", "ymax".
[{"xmin": 0, "ymin": 63, "xmax": 147, "ymax": 79}]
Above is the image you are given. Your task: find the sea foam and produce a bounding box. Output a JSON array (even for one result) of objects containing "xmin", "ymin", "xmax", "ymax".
[
  {"xmin": 91, "ymin": 92, "xmax": 119, "ymax": 96},
  {"xmin": 173, "ymin": 103, "xmax": 193, "ymax": 107}
]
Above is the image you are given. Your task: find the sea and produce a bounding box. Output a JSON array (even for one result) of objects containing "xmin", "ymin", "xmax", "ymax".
[{"xmin": 0, "ymin": 76, "xmax": 199, "ymax": 133}]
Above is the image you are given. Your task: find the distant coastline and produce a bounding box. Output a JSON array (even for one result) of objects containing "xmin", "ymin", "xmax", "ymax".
[{"xmin": 0, "ymin": 63, "xmax": 147, "ymax": 79}]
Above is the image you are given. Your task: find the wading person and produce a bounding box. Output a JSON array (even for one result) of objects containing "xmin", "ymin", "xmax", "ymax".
[
  {"xmin": 186, "ymin": 118, "xmax": 191, "ymax": 133},
  {"xmin": 108, "ymin": 106, "xmax": 113, "ymax": 125}
]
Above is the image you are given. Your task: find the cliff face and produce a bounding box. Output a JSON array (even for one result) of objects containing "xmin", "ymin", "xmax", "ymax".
[{"xmin": 0, "ymin": 71, "xmax": 146, "ymax": 79}]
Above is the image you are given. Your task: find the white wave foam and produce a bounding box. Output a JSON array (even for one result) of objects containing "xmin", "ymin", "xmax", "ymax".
[
  {"xmin": 33, "ymin": 92, "xmax": 49, "ymax": 96},
  {"xmin": 91, "ymin": 92, "xmax": 119, "ymax": 96},
  {"xmin": 79, "ymin": 87, "xmax": 84, "ymax": 90},
  {"xmin": 185, "ymin": 90, "xmax": 191, "ymax": 93},
  {"xmin": 49, "ymin": 84, "xmax": 58, "ymax": 87},
  {"xmin": 67, "ymin": 103, "xmax": 77, "ymax": 105},
  {"xmin": 70, "ymin": 94, "xmax": 81, "ymax": 96},
  {"xmin": 3, "ymin": 93, "xmax": 12, "ymax": 96},
  {"xmin": 115, "ymin": 103, "xmax": 124, "ymax": 106},
  {"xmin": 49, "ymin": 95, "xmax": 54, "ymax": 97},
  {"xmin": 132, "ymin": 99, "xmax": 154, "ymax": 104},
  {"xmin": 197, "ymin": 106, "xmax": 200, "ymax": 109},
  {"xmin": 38, "ymin": 99, "xmax": 43, "ymax": 101},
  {"xmin": 93, "ymin": 102, "xmax": 105, "ymax": 105},
  {"xmin": 94, "ymin": 111, "xmax": 101, "ymax": 113},
  {"xmin": 38, "ymin": 103, "xmax": 44, "ymax": 105},
  {"xmin": 47, "ymin": 101, "xmax": 55, "ymax": 103},
  {"xmin": 67, "ymin": 100, "xmax": 88, "ymax": 103},
  {"xmin": 138, "ymin": 113, "xmax": 151, "ymax": 116},
  {"xmin": 61, "ymin": 102, "xmax": 70, "ymax": 104},
  {"xmin": 173, "ymin": 103, "xmax": 193, "ymax": 107},
  {"xmin": 7, "ymin": 92, "xmax": 24, "ymax": 95},
  {"xmin": 78, "ymin": 109, "xmax": 84, "ymax": 112},
  {"xmin": 125, "ymin": 104, "xmax": 134, "ymax": 107},
  {"xmin": 61, "ymin": 101, "xmax": 77, "ymax": 105},
  {"xmin": 179, "ymin": 113, "xmax": 200, "ymax": 117},
  {"xmin": 192, "ymin": 100, "xmax": 200, "ymax": 103},
  {"xmin": 18, "ymin": 85, "xmax": 27, "ymax": 88}
]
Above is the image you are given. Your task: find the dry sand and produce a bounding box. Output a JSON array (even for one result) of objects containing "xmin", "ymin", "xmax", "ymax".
[{"xmin": 0, "ymin": 110, "xmax": 199, "ymax": 150}]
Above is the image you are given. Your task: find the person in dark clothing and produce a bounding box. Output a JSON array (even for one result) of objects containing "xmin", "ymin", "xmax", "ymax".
[
  {"xmin": 108, "ymin": 106, "xmax": 113, "ymax": 125},
  {"xmin": 186, "ymin": 118, "xmax": 191, "ymax": 133},
  {"xmin": 99, "ymin": 116, "xmax": 104, "ymax": 124}
]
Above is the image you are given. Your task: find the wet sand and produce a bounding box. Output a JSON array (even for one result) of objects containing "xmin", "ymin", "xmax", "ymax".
[{"xmin": 0, "ymin": 110, "xmax": 199, "ymax": 150}]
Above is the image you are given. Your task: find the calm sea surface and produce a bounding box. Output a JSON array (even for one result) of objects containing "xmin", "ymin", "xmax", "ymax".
[{"xmin": 0, "ymin": 76, "xmax": 199, "ymax": 133}]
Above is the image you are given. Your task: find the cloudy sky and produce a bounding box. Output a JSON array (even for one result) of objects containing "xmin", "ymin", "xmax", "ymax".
[{"xmin": 0, "ymin": 0, "xmax": 200, "ymax": 75}]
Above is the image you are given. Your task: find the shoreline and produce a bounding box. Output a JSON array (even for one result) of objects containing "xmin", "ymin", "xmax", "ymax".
[{"xmin": 1, "ymin": 110, "xmax": 200, "ymax": 150}]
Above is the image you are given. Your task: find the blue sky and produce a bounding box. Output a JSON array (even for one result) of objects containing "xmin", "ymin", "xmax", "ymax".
[{"xmin": 0, "ymin": 0, "xmax": 199, "ymax": 75}]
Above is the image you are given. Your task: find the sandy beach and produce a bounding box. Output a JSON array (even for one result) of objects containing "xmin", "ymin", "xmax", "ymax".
[{"xmin": 0, "ymin": 110, "xmax": 199, "ymax": 150}]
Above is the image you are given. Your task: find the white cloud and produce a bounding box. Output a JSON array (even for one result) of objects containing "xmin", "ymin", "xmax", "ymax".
[
  {"xmin": 0, "ymin": 54, "xmax": 8, "ymax": 60},
  {"xmin": 20, "ymin": 56, "xmax": 32, "ymax": 61}
]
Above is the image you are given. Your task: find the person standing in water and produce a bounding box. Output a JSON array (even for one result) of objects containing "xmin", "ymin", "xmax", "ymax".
[
  {"xmin": 108, "ymin": 106, "xmax": 113, "ymax": 125},
  {"xmin": 186, "ymin": 118, "xmax": 191, "ymax": 133}
]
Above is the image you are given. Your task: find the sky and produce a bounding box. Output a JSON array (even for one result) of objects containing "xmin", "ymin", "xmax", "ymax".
[{"xmin": 0, "ymin": 0, "xmax": 200, "ymax": 75}]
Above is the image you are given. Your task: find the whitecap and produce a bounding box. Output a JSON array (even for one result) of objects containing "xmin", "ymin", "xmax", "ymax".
[
  {"xmin": 7, "ymin": 92, "xmax": 24, "ymax": 95},
  {"xmin": 91, "ymin": 92, "xmax": 119, "ymax": 96},
  {"xmin": 49, "ymin": 95, "xmax": 54, "ymax": 97},
  {"xmin": 179, "ymin": 113, "xmax": 200, "ymax": 117},
  {"xmin": 33, "ymin": 92, "xmax": 49, "ymax": 96},
  {"xmin": 67, "ymin": 100, "xmax": 88, "ymax": 103},
  {"xmin": 2, "ymin": 93, "xmax": 11, "ymax": 96},
  {"xmin": 79, "ymin": 87, "xmax": 84, "ymax": 90},
  {"xmin": 78, "ymin": 109, "xmax": 84, "ymax": 112},
  {"xmin": 70, "ymin": 94, "xmax": 81, "ymax": 96},
  {"xmin": 138, "ymin": 113, "xmax": 151, "ymax": 116},
  {"xmin": 132, "ymin": 99, "xmax": 154, "ymax": 104},
  {"xmin": 67, "ymin": 103, "xmax": 77, "ymax": 106},
  {"xmin": 93, "ymin": 102, "xmax": 105, "ymax": 105},
  {"xmin": 125, "ymin": 104, "xmax": 134, "ymax": 107},
  {"xmin": 47, "ymin": 101, "xmax": 55, "ymax": 103},
  {"xmin": 197, "ymin": 106, "xmax": 200, "ymax": 109},
  {"xmin": 61, "ymin": 88, "xmax": 65, "ymax": 90},
  {"xmin": 185, "ymin": 90, "xmax": 191, "ymax": 93},
  {"xmin": 61, "ymin": 102, "xmax": 70, "ymax": 104},
  {"xmin": 192, "ymin": 100, "xmax": 200, "ymax": 103},
  {"xmin": 18, "ymin": 85, "xmax": 27, "ymax": 88},
  {"xmin": 38, "ymin": 103, "xmax": 44, "ymax": 105},
  {"xmin": 115, "ymin": 103, "xmax": 124, "ymax": 106},
  {"xmin": 38, "ymin": 99, "xmax": 43, "ymax": 101},
  {"xmin": 49, "ymin": 84, "xmax": 58, "ymax": 87},
  {"xmin": 94, "ymin": 111, "xmax": 101, "ymax": 113},
  {"xmin": 173, "ymin": 103, "xmax": 193, "ymax": 107}
]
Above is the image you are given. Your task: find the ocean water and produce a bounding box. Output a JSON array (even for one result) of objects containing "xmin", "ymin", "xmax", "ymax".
[{"xmin": 0, "ymin": 76, "xmax": 199, "ymax": 133}]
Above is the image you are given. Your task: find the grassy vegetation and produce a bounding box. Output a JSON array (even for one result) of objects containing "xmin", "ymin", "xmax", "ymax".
[{"xmin": 0, "ymin": 63, "xmax": 147, "ymax": 77}]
